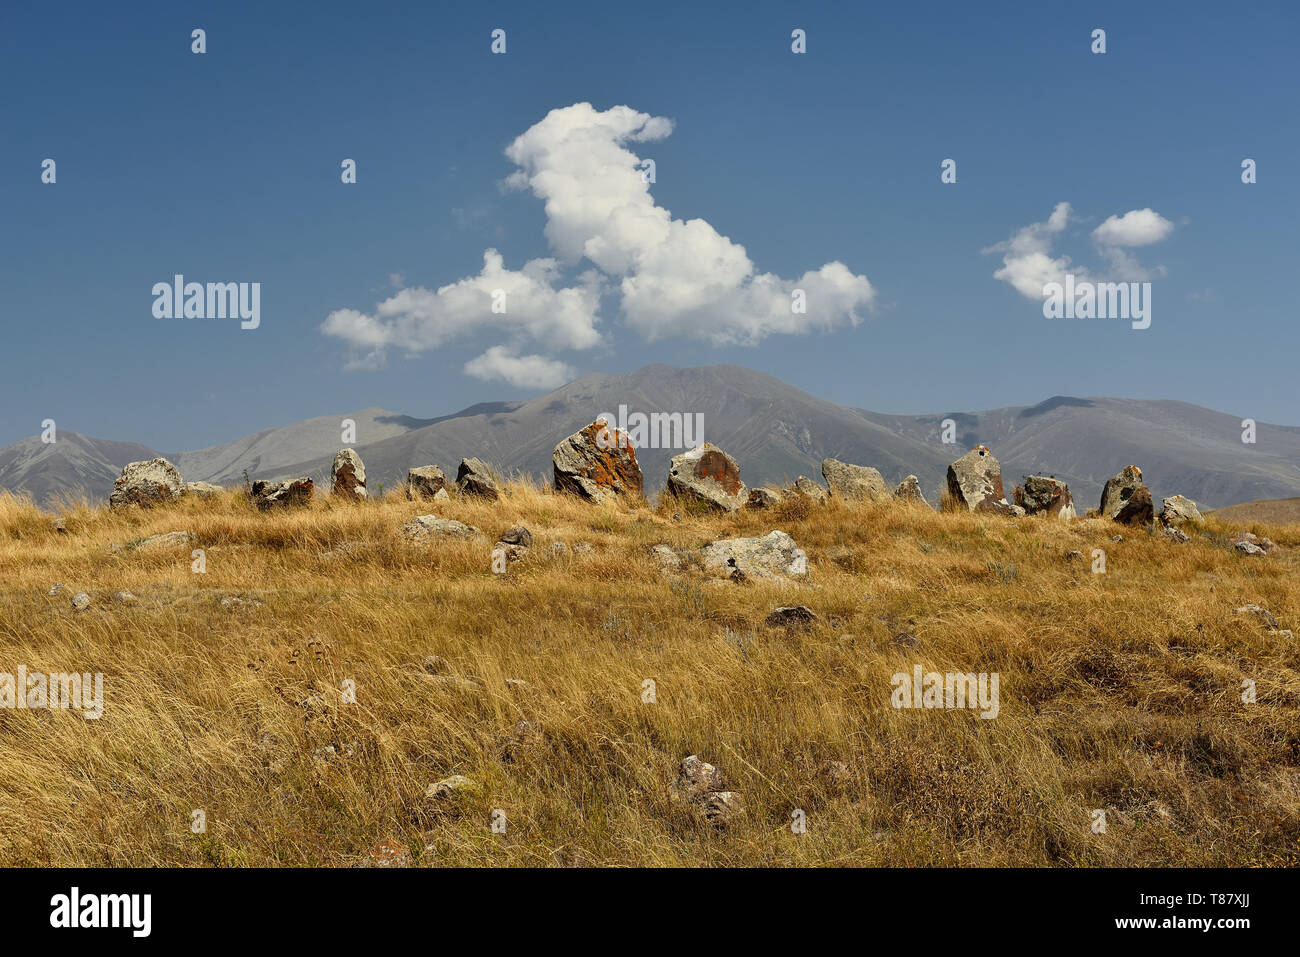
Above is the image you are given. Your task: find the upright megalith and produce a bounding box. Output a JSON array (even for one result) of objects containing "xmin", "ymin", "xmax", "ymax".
[
  {"xmin": 894, "ymin": 475, "xmax": 930, "ymax": 507},
  {"xmin": 946, "ymin": 446, "xmax": 1013, "ymax": 514},
  {"xmin": 456, "ymin": 458, "xmax": 500, "ymax": 501},
  {"xmin": 109, "ymin": 458, "xmax": 184, "ymax": 509},
  {"xmin": 552, "ymin": 419, "xmax": 643, "ymax": 504},
  {"xmin": 1100, "ymin": 466, "xmax": 1153, "ymax": 525},
  {"xmin": 788, "ymin": 476, "xmax": 828, "ymax": 503},
  {"xmin": 1013, "ymin": 475, "xmax": 1076, "ymax": 521},
  {"xmin": 406, "ymin": 466, "xmax": 448, "ymax": 500},
  {"xmin": 331, "ymin": 448, "xmax": 366, "ymax": 499},
  {"xmin": 821, "ymin": 458, "xmax": 891, "ymax": 503},
  {"xmin": 663, "ymin": 443, "xmax": 746, "ymax": 512},
  {"xmin": 1159, "ymin": 495, "xmax": 1202, "ymax": 527}
]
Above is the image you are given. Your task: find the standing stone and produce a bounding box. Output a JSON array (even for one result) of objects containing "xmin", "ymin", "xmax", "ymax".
[
  {"xmin": 789, "ymin": 476, "xmax": 828, "ymax": 503},
  {"xmin": 1013, "ymin": 475, "xmax": 1076, "ymax": 521},
  {"xmin": 109, "ymin": 458, "xmax": 184, "ymax": 509},
  {"xmin": 945, "ymin": 446, "xmax": 1013, "ymax": 514},
  {"xmin": 250, "ymin": 478, "xmax": 314, "ymax": 510},
  {"xmin": 894, "ymin": 475, "xmax": 929, "ymax": 506},
  {"xmin": 746, "ymin": 487, "xmax": 783, "ymax": 509},
  {"xmin": 663, "ymin": 443, "xmax": 746, "ymax": 512},
  {"xmin": 552, "ymin": 420, "xmax": 643, "ymax": 504},
  {"xmin": 821, "ymin": 458, "xmax": 891, "ymax": 503},
  {"xmin": 406, "ymin": 466, "xmax": 448, "ymax": 500},
  {"xmin": 1159, "ymin": 495, "xmax": 1202, "ymax": 527},
  {"xmin": 456, "ymin": 458, "xmax": 500, "ymax": 500},
  {"xmin": 1100, "ymin": 466, "xmax": 1153, "ymax": 525},
  {"xmin": 331, "ymin": 448, "xmax": 366, "ymax": 499}
]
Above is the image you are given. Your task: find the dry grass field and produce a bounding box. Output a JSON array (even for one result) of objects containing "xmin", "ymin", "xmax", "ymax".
[
  {"xmin": 1211, "ymin": 498, "xmax": 1300, "ymax": 526},
  {"xmin": 0, "ymin": 482, "xmax": 1297, "ymax": 867}
]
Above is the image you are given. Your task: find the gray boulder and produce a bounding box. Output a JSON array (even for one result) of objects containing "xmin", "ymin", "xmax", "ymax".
[
  {"xmin": 663, "ymin": 443, "xmax": 746, "ymax": 512},
  {"xmin": 552, "ymin": 420, "xmax": 643, "ymax": 504},
  {"xmin": 185, "ymin": 481, "xmax": 224, "ymax": 499},
  {"xmin": 1233, "ymin": 531, "xmax": 1278, "ymax": 555},
  {"xmin": 406, "ymin": 467, "xmax": 449, "ymax": 500},
  {"xmin": 946, "ymin": 446, "xmax": 1013, "ymax": 514},
  {"xmin": 766, "ymin": 605, "xmax": 818, "ymax": 628},
  {"xmin": 821, "ymin": 458, "xmax": 891, "ymax": 503},
  {"xmin": 134, "ymin": 530, "xmax": 193, "ymax": 550},
  {"xmin": 702, "ymin": 530, "xmax": 808, "ymax": 580},
  {"xmin": 109, "ymin": 458, "xmax": 184, "ymax": 509},
  {"xmin": 746, "ymin": 488, "xmax": 783, "ymax": 509},
  {"xmin": 251, "ymin": 478, "xmax": 314, "ymax": 510},
  {"xmin": 425, "ymin": 775, "xmax": 480, "ymax": 800},
  {"xmin": 401, "ymin": 515, "xmax": 484, "ymax": 542},
  {"xmin": 498, "ymin": 525, "xmax": 532, "ymax": 548},
  {"xmin": 1100, "ymin": 466, "xmax": 1154, "ymax": 525},
  {"xmin": 1159, "ymin": 495, "xmax": 1202, "ymax": 527},
  {"xmin": 789, "ymin": 476, "xmax": 828, "ymax": 503},
  {"xmin": 672, "ymin": 755, "xmax": 744, "ymax": 828},
  {"xmin": 649, "ymin": 544, "xmax": 683, "ymax": 574},
  {"xmin": 894, "ymin": 475, "xmax": 929, "ymax": 506},
  {"xmin": 331, "ymin": 448, "xmax": 366, "ymax": 499},
  {"xmin": 1014, "ymin": 475, "xmax": 1076, "ymax": 521},
  {"xmin": 456, "ymin": 458, "xmax": 500, "ymax": 500},
  {"xmin": 1235, "ymin": 604, "xmax": 1279, "ymax": 629}
]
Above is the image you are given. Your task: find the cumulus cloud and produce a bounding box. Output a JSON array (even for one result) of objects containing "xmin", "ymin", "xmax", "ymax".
[
  {"xmin": 1092, "ymin": 208, "xmax": 1174, "ymax": 247},
  {"xmin": 504, "ymin": 103, "xmax": 875, "ymax": 345},
  {"xmin": 984, "ymin": 202, "xmax": 1079, "ymax": 299},
  {"xmin": 463, "ymin": 346, "xmax": 575, "ymax": 389},
  {"xmin": 987, "ymin": 202, "xmax": 1174, "ymax": 299},
  {"xmin": 322, "ymin": 102, "xmax": 876, "ymax": 383},
  {"xmin": 321, "ymin": 248, "xmax": 603, "ymax": 359}
]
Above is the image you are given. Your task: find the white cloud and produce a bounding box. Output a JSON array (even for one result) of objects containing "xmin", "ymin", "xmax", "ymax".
[
  {"xmin": 504, "ymin": 102, "xmax": 875, "ymax": 346},
  {"xmin": 985, "ymin": 202, "xmax": 1080, "ymax": 299},
  {"xmin": 463, "ymin": 346, "xmax": 575, "ymax": 389},
  {"xmin": 323, "ymin": 102, "xmax": 877, "ymax": 383},
  {"xmin": 1092, "ymin": 208, "xmax": 1174, "ymax": 247},
  {"xmin": 321, "ymin": 248, "xmax": 603, "ymax": 358},
  {"xmin": 987, "ymin": 202, "xmax": 1174, "ymax": 298}
]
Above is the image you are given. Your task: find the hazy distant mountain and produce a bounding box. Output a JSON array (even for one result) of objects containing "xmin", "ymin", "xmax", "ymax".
[
  {"xmin": 3, "ymin": 364, "xmax": 1299, "ymax": 510},
  {"xmin": 0, "ymin": 432, "xmax": 163, "ymax": 507}
]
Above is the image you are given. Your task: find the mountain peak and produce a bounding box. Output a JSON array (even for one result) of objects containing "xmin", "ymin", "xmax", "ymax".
[{"xmin": 2, "ymin": 365, "xmax": 1298, "ymax": 510}]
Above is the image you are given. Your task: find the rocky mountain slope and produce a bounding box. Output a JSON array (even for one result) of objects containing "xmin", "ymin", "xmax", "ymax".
[{"xmin": 3, "ymin": 364, "xmax": 1298, "ymax": 509}]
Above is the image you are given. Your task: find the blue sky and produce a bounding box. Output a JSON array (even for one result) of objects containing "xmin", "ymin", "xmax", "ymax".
[{"xmin": 2, "ymin": 0, "xmax": 1296, "ymax": 451}]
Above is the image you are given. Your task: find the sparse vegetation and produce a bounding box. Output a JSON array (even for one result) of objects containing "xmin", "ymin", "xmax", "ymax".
[{"xmin": 0, "ymin": 483, "xmax": 1297, "ymax": 867}]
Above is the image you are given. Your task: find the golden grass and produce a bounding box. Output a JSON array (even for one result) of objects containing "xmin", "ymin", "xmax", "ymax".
[{"xmin": 0, "ymin": 483, "xmax": 1297, "ymax": 867}]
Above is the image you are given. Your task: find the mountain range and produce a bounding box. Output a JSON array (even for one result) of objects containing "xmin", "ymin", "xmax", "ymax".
[{"xmin": 4, "ymin": 364, "xmax": 1299, "ymax": 511}]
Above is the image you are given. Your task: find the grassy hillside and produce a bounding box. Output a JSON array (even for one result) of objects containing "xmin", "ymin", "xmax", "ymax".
[
  {"xmin": 0, "ymin": 484, "xmax": 1297, "ymax": 867},
  {"xmin": 1211, "ymin": 497, "xmax": 1300, "ymax": 526}
]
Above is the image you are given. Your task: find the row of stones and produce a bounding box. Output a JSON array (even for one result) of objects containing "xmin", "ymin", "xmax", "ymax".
[{"xmin": 104, "ymin": 421, "xmax": 1211, "ymax": 538}]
